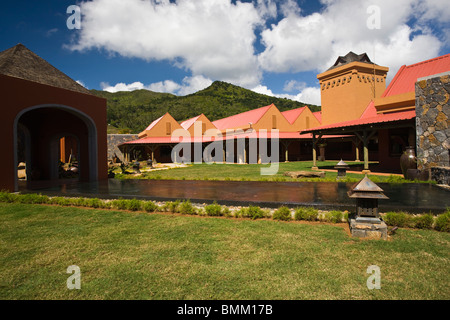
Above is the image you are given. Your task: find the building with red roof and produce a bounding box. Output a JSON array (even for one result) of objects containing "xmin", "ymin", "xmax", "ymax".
[
  {"xmin": 119, "ymin": 102, "xmax": 333, "ymax": 164},
  {"xmin": 119, "ymin": 51, "xmax": 449, "ymax": 174},
  {"xmin": 303, "ymin": 53, "xmax": 450, "ymax": 173}
]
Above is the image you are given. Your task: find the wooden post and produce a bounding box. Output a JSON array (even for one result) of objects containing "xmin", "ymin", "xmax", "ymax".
[
  {"xmin": 282, "ymin": 140, "xmax": 291, "ymax": 162},
  {"xmin": 363, "ymin": 130, "xmax": 369, "ymax": 173},
  {"xmin": 353, "ymin": 137, "xmax": 360, "ymax": 162},
  {"xmin": 312, "ymin": 134, "xmax": 318, "ymax": 170},
  {"xmin": 355, "ymin": 130, "xmax": 376, "ymax": 174},
  {"xmin": 150, "ymin": 145, "xmax": 155, "ymax": 162}
]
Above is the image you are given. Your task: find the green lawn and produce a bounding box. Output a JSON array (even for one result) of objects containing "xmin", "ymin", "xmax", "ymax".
[
  {"xmin": 1, "ymin": 203, "xmax": 448, "ymax": 300},
  {"xmin": 115, "ymin": 161, "xmax": 416, "ymax": 183}
]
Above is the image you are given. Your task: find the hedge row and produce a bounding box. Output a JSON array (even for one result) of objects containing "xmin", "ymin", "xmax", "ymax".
[
  {"xmin": 0, "ymin": 191, "xmax": 449, "ymax": 232},
  {"xmin": 382, "ymin": 211, "xmax": 450, "ymax": 232}
]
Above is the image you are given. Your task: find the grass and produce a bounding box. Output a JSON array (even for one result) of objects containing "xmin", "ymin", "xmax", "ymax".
[
  {"xmin": 113, "ymin": 161, "xmax": 433, "ymax": 184},
  {"xmin": 0, "ymin": 202, "xmax": 449, "ymax": 300}
]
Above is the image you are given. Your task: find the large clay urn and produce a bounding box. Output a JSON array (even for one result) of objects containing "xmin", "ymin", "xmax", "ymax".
[{"xmin": 400, "ymin": 146, "xmax": 416, "ymax": 178}]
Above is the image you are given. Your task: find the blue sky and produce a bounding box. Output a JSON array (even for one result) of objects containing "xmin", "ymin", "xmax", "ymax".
[{"xmin": 1, "ymin": 0, "xmax": 449, "ymax": 106}]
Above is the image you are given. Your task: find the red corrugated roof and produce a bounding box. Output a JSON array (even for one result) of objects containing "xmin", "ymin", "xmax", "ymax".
[
  {"xmin": 302, "ymin": 109, "xmax": 415, "ymax": 133},
  {"xmin": 359, "ymin": 101, "xmax": 377, "ymax": 119},
  {"xmin": 180, "ymin": 114, "xmax": 201, "ymax": 130},
  {"xmin": 382, "ymin": 53, "xmax": 450, "ymax": 97},
  {"xmin": 212, "ymin": 104, "xmax": 273, "ymax": 130},
  {"xmin": 313, "ymin": 111, "xmax": 322, "ymax": 124},
  {"xmin": 122, "ymin": 130, "xmax": 347, "ymax": 146},
  {"xmin": 143, "ymin": 114, "xmax": 164, "ymax": 131},
  {"xmin": 281, "ymin": 107, "xmax": 306, "ymax": 124}
]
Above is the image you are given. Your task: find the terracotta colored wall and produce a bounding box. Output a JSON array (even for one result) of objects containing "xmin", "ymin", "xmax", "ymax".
[
  {"xmin": 139, "ymin": 113, "xmax": 183, "ymax": 138},
  {"xmin": 291, "ymin": 107, "xmax": 321, "ymax": 130},
  {"xmin": 187, "ymin": 114, "xmax": 218, "ymax": 136},
  {"xmin": 318, "ymin": 62, "xmax": 388, "ymax": 125},
  {"xmin": 0, "ymin": 74, "xmax": 108, "ymax": 191},
  {"xmin": 254, "ymin": 105, "xmax": 293, "ymax": 131}
]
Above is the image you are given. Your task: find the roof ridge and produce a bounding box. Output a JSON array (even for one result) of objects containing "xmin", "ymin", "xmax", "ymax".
[
  {"xmin": 0, "ymin": 43, "xmax": 91, "ymax": 94},
  {"xmin": 281, "ymin": 106, "xmax": 307, "ymax": 124},
  {"xmin": 212, "ymin": 104, "xmax": 273, "ymax": 123},
  {"xmin": 404, "ymin": 53, "xmax": 450, "ymax": 68}
]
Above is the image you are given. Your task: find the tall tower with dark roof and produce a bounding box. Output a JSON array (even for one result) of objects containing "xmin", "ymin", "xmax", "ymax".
[{"xmin": 317, "ymin": 52, "xmax": 389, "ymax": 125}]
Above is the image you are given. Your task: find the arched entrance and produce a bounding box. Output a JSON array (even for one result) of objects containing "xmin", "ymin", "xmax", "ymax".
[{"xmin": 13, "ymin": 104, "xmax": 98, "ymax": 191}]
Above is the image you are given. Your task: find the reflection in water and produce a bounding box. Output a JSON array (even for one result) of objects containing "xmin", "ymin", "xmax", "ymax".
[{"xmin": 21, "ymin": 179, "xmax": 450, "ymax": 213}]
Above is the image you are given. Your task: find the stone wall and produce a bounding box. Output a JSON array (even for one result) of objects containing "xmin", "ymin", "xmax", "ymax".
[
  {"xmin": 415, "ymin": 72, "xmax": 450, "ymax": 170},
  {"xmin": 107, "ymin": 134, "xmax": 138, "ymax": 162}
]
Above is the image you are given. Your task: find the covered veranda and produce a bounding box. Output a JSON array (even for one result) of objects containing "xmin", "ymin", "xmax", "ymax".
[{"xmin": 301, "ymin": 110, "xmax": 416, "ymax": 173}]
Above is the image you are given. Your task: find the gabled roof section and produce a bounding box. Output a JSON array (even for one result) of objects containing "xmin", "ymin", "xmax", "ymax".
[
  {"xmin": 301, "ymin": 109, "xmax": 415, "ymax": 134},
  {"xmin": 212, "ymin": 104, "xmax": 273, "ymax": 130},
  {"xmin": 138, "ymin": 112, "xmax": 184, "ymax": 138},
  {"xmin": 281, "ymin": 107, "xmax": 307, "ymax": 124},
  {"xmin": 327, "ymin": 52, "xmax": 374, "ymax": 71},
  {"xmin": 144, "ymin": 114, "xmax": 164, "ymax": 131},
  {"xmin": 382, "ymin": 53, "xmax": 450, "ymax": 97},
  {"xmin": 359, "ymin": 101, "xmax": 378, "ymax": 119},
  {"xmin": 0, "ymin": 43, "xmax": 91, "ymax": 94},
  {"xmin": 180, "ymin": 115, "xmax": 202, "ymax": 130},
  {"xmin": 313, "ymin": 111, "xmax": 322, "ymax": 124}
]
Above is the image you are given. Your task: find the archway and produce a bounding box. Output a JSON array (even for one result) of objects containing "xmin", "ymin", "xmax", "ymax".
[{"xmin": 14, "ymin": 104, "xmax": 98, "ymax": 191}]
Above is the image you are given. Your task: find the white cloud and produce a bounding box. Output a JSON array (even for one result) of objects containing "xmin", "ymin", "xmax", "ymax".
[
  {"xmin": 76, "ymin": 80, "xmax": 87, "ymax": 88},
  {"xmin": 71, "ymin": 0, "xmax": 447, "ymax": 96},
  {"xmin": 147, "ymin": 80, "xmax": 181, "ymax": 94},
  {"xmin": 251, "ymin": 84, "xmax": 321, "ymax": 106},
  {"xmin": 70, "ymin": 0, "xmax": 263, "ymax": 87},
  {"xmin": 283, "ymin": 80, "xmax": 307, "ymax": 92},
  {"xmin": 258, "ymin": 0, "xmax": 444, "ymax": 82},
  {"xmin": 101, "ymin": 75, "xmax": 213, "ymax": 95},
  {"xmin": 101, "ymin": 81, "xmax": 145, "ymax": 93}
]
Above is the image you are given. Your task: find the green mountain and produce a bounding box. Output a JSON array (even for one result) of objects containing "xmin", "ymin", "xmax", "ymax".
[{"xmin": 91, "ymin": 81, "xmax": 321, "ymax": 134}]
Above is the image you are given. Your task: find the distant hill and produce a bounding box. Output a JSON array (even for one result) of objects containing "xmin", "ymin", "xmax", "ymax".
[{"xmin": 91, "ymin": 81, "xmax": 320, "ymax": 134}]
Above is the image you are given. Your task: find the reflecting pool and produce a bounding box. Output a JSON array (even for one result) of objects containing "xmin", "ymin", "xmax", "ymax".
[{"xmin": 20, "ymin": 179, "xmax": 450, "ymax": 213}]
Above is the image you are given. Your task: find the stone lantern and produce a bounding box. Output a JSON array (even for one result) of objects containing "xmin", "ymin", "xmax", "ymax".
[
  {"xmin": 347, "ymin": 175, "xmax": 389, "ymax": 239},
  {"xmin": 334, "ymin": 159, "xmax": 350, "ymax": 179}
]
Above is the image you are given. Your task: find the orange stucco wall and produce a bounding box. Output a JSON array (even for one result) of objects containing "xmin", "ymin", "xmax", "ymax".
[
  {"xmin": 0, "ymin": 74, "xmax": 108, "ymax": 191},
  {"xmin": 139, "ymin": 113, "xmax": 183, "ymax": 138},
  {"xmin": 186, "ymin": 114, "xmax": 218, "ymax": 136},
  {"xmin": 290, "ymin": 107, "xmax": 321, "ymax": 130},
  {"xmin": 318, "ymin": 62, "xmax": 389, "ymax": 125},
  {"xmin": 253, "ymin": 105, "xmax": 293, "ymax": 131}
]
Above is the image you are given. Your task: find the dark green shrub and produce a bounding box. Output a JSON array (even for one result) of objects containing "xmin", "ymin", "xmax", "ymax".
[
  {"xmin": 0, "ymin": 191, "xmax": 18, "ymax": 203},
  {"xmin": 72, "ymin": 197, "xmax": 89, "ymax": 207},
  {"xmin": 317, "ymin": 210, "xmax": 343, "ymax": 223},
  {"xmin": 384, "ymin": 212, "xmax": 413, "ymax": 227},
  {"xmin": 242, "ymin": 206, "xmax": 266, "ymax": 220},
  {"xmin": 222, "ymin": 206, "xmax": 231, "ymax": 217},
  {"xmin": 434, "ymin": 211, "xmax": 450, "ymax": 232},
  {"xmin": 413, "ymin": 214, "xmax": 434, "ymax": 229},
  {"xmin": 126, "ymin": 199, "xmax": 143, "ymax": 211},
  {"xmin": 294, "ymin": 207, "xmax": 318, "ymax": 221},
  {"xmin": 18, "ymin": 193, "xmax": 49, "ymax": 204},
  {"xmin": 162, "ymin": 200, "xmax": 181, "ymax": 213},
  {"xmin": 205, "ymin": 201, "xmax": 223, "ymax": 216},
  {"xmin": 111, "ymin": 198, "xmax": 128, "ymax": 210},
  {"xmin": 273, "ymin": 206, "xmax": 292, "ymax": 221},
  {"xmin": 87, "ymin": 198, "xmax": 105, "ymax": 209},
  {"xmin": 143, "ymin": 201, "xmax": 158, "ymax": 212},
  {"xmin": 179, "ymin": 200, "xmax": 196, "ymax": 215},
  {"xmin": 50, "ymin": 197, "xmax": 71, "ymax": 206},
  {"xmin": 329, "ymin": 210, "xmax": 343, "ymax": 223}
]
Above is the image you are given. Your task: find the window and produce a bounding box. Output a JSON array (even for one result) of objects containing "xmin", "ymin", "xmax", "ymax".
[
  {"xmin": 166, "ymin": 122, "xmax": 171, "ymax": 135},
  {"xmin": 272, "ymin": 115, "xmax": 277, "ymax": 129}
]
